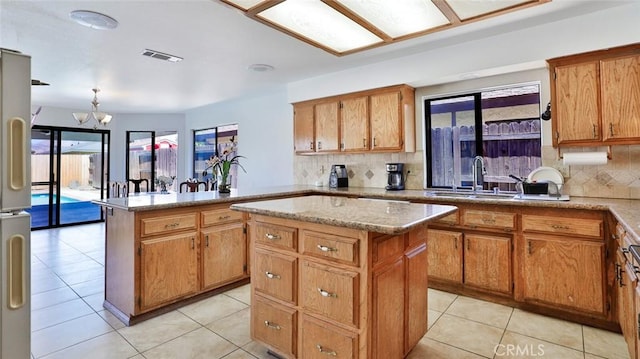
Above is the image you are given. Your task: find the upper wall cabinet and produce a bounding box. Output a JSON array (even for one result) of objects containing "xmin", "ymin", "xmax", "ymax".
[
  {"xmin": 292, "ymin": 84, "xmax": 415, "ymax": 154},
  {"xmin": 548, "ymin": 43, "xmax": 640, "ymax": 147}
]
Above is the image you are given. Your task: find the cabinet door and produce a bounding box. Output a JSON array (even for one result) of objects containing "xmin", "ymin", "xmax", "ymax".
[
  {"xmin": 523, "ymin": 235, "xmax": 605, "ymax": 314},
  {"xmin": 315, "ymin": 101, "xmax": 340, "ymax": 152},
  {"xmin": 617, "ymin": 250, "xmax": 637, "ymax": 357},
  {"xmin": 372, "ymin": 257, "xmax": 405, "ymax": 359},
  {"xmin": 370, "ymin": 91, "xmax": 403, "ymax": 151},
  {"xmin": 293, "ymin": 103, "xmax": 315, "ymax": 153},
  {"xmin": 340, "ymin": 96, "xmax": 369, "ymax": 152},
  {"xmin": 464, "ymin": 234, "xmax": 512, "ymax": 294},
  {"xmin": 427, "ymin": 229, "xmax": 463, "ymax": 283},
  {"xmin": 601, "ymin": 54, "xmax": 640, "ymax": 141},
  {"xmin": 201, "ymin": 223, "xmax": 246, "ymax": 290},
  {"xmin": 405, "ymin": 244, "xmax": 428, "ymax": 353},
  {"xmin": 554, "ymin": 62, "xmax": 600, "ymax": 144},
  {"xmin": 140, "ymin": 233, "xmax": 199, "ymax": 310}
]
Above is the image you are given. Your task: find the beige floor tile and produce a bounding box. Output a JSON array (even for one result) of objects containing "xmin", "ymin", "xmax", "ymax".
[
  {"xmin": 225, "ymin": 284, "xmax": 251, "ymax": 305},
  {"xmin": 426, "ymin": 313, "xmax": 504, "ymax": 357},
  {"xmin": 31, "ymin": 313, "xmax": 113, "ymax": 358},
  {"xmin": 97, "ymin": 310, "xmax": 127, "ymax": 330},
  {"xmin": 428, "ymin": 309, "xmax": 442, "ymax": 329},
  {"xmin": 128, "ymin": 355, "xmax": 145, "ymax": 359},
  {"xmin": 583, "ymin": 325, "xmax": 631, "ymax": 359},
  {"xmin": 82, "ymin": 292, "xmax": 106, "ymax": 312},
  {"xmin": 69, "ymin": 277, "xmax": 104, "ymax": 297},
  {"xmin": 39, "ymin": 332, "xmax": 138, "ymax": 359},
  {"xmin": 222, "ymin": 349, "xmax": 257, "ymax": 359},
  {"xmin": 428, "ymin": 288, "xmax": 458, "ymax": 312},
  {"xmin": 585, "ymin": 354, "xmax": 608, "ymax": 359},
  {"xmin": 446, "ymin": 296, "xmax": 513, "ymax": 329},
  {"xmin": 407, "ymin": 337, "xmax": 487, "ymax": 359},
  {"xmin": 242, "ymin": 341, "xmax": 276, "ymax": 359},
  {"xmin": 51, "ymin": 259, "xmax": 103, "ymax": 276},
  {"xmin": 506, "ymin": 309, "xmax": 583, "ymax": 351},
  {"xmin": 31, "ymin": 286, "xmax": 79, "ymax": 310},
  {"xmin": 32, "ymin": 298, "xmax": 94, "ymax": 331},
  {"xmin": 31, "ymin": 273, "xmax": 68, "ymax": 295},
  {"xmin": 207, "ymin": 307, "xmax": 251, "ymax": 346},
  {"xmin": 142, "ymin": 327, "xmax": 237, "ymax": 359},
  {"xmin": 117, "ymin": 311, "xmax": 201, "ymax": 352},
  {"xmin": 498, "ymin": 331, "xmax": 583, "ymax": 359},
  {"xmin": 57, "ymin": 267, "xmax": 104, "ymax": 286},
  {"xmin": 179, "ymin": 294, "xmax": 249, "ymax": 326}
]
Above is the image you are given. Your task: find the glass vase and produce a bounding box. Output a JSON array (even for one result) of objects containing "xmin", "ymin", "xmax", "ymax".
[{"xmin": 218, "ymin": 174, "xmax": 231, "ymax": 194}]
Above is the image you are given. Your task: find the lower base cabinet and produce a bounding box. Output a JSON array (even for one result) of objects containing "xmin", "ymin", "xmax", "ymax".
[
  {"xmin": 464, "ymin": 234, "xmax": 512, "ymax": 294},
  {"xmin": 249, "ymin": 215, "xmax": 428, "ymax": 359}
]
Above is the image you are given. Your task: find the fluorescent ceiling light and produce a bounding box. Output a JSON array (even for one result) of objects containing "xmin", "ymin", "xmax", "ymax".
[
  {"xmin": 220, "ymin": 0, "xmax": 550, "ymax": 56},
  {"xmin": 336, "ymin": 0, "xmax": 450, "ymax": 38},
  {"xmin": 259, "ymin": 1, "xmax": 383, "ymax": 53}
]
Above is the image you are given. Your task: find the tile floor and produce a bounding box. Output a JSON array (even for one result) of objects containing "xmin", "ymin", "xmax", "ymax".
[{"xmin": 30, "ymin": 223, "xmax": 630, "ymax": 359}]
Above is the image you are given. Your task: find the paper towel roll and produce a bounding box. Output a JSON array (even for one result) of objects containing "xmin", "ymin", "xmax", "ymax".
[{"xmin": 562, "ymin": 151, "xmax": 608, "ymax": 166}]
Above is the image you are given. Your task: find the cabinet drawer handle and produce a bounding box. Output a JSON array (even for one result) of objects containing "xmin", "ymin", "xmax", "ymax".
[
  {"xmin": 317, "ymin": 244, "xmax": 337, "ymax": 252},
  {"xmin": 164, "ymin": 222, "xmax": 180, "ymax": 229},
  {"xmin": 318, "ymin": 141, "xmax": 322, "ymax": 150},
  {"xmin": 363, "ymin": 138, "xmax": 366, "ymax": 148},
  {"xmin": 551, "ymin": 224, "xmax": 570, "ymax": 230},
  {"xmin": 218, "ymin": 215, "xmax": 230, "ymax": 220},
  {"xmin": 206, "ymin": 235, "xmax": 209, "ymax": 247},
  {"xmin": 593, "ymin": 124, "xmax": 597, "ymax": 139},
  {"xmin": 316, "ymin": 344, "xmax": 337, "ymax": 356},
  {"xmin": 265, "ymin": 233, "xmax": 281, "ymax": 240},
  {"xmin": 318, "ymin": 288, "xmax": 337, "ymax": 298},
  {"xmin": 265, "ymin": 271, "xmax": 281, "ymax": 279},
  {"xmin": 264, "ymin": 321, "xmax": 281, "ymax": 330},
  {"xmin": 610, "ymin": 123, "xmax": 615, "ymax": 137},
  {"xmin": 373, "ymin": 137, "xmax": 377, "ymax": 147},
  {"xmin": 481, "ymin": 218, "xmax": 496, "ymax": 224},
  {"xmin": 310, "ymin": 141, "xmax": 314, "ymax": 150}
]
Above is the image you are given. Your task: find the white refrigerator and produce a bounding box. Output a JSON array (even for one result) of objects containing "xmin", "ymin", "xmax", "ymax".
[{"xmin": 0, "ymin": 48, "xmax": 32, "ymax": 358}]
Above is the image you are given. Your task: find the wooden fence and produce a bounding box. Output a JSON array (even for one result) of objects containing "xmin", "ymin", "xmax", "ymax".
[{"xmin": 431, "ymin": 119, "xmax": 541, "ymax": 191}]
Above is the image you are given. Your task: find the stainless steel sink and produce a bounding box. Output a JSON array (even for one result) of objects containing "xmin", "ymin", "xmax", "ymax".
[{"xmin": 424, "ymin": 190, "xmax": 515, "ymax": 200}]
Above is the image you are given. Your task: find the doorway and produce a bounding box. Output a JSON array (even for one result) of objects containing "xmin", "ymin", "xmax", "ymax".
[{"xmin": 29, "ymin": 126, "xmax": 110, "ymax": 229}]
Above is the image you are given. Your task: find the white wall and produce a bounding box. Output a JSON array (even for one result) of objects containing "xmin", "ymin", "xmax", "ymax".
[{"xmin": 185, "ymin": 88, "xmax": 293, "ymax": 189}]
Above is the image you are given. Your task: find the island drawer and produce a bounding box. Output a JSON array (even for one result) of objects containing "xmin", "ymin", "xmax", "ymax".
[
  {"xmin": 462, "ymin": 209, "xmax": 515, "ymax": 231},
  {"xmin": 432, "ymin": 210, "xmax": 459, "ymax": 226},
  {"xmin": 140, "ymin": 213, "xmax": 198, "ymax": 237},
  {"xmin": 522, "ymin": 215, "xmax": 603, "ymax": 238},
  {"xmin": 252, "ymin": 295, "xmax": 297, "ymax": 358},
  {"xmin": 300, "ymin": 260, "xmax": 359, "ymax": 328},
  {"xmin": 301, "ymin": 230, "xmax": 359, "ymax": 267},
  {"xmin": 253, "ymin": 248, "xmax": 297, "ymax": 304},
  {"xmin": 201, "ymin": 208, "xmax": 243, "ymax": 227},
  {"xmin": 301, "ymin": 315, "xmax": 357, "ymax": 359},
  {"xmin": 253, "ymin": 222, "xmax": 298, "ymax": 252}
]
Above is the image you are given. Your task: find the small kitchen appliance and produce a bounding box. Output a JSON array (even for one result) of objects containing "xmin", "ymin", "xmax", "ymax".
[
  {"xmin": 385, "ymin": 163, "xmax": 405, "ymax": 190},
  {"xmin": 329, "ymin": 164, "xmax": 348, "ymax": 188}
]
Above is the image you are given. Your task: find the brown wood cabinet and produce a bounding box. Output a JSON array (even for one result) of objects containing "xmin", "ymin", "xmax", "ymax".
[
  {"xmin": 464, "ymin": 234, "xmax": 512, "ymax": 294},
  {"xmin": 520, "ymin": 212, "xmax": 606, "ymax": 315},
  {"xmin": 548, "ymin": 43, "xmax": 640, "ymax": 147},
  {"xmin": 104, "ymin": 204, "xmax": 248, "ymax": 325},
  {"xmin": 427, "ymin": 229, "xmax": 462, "ymax": 283},
  {"xmin": 293, "ymin": 84, "xmax": 415, "ymax": 154},
  {"xmin": 248, "ymin": 214, "xmax": 428, "ymax": 358}
]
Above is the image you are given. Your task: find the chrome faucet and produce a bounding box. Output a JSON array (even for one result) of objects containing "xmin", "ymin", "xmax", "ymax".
[{"xmin": 472, "ymin": 156, "xmax": 487, "ymax": 194}]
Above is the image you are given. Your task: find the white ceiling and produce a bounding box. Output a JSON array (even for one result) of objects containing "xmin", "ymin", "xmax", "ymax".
[{"xmin": 0, "ymin": 0, "xmax": 632, "ymax": 114}]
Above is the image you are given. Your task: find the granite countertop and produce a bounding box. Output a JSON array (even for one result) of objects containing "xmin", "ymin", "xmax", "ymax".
[
  {"xmin": 230, "ymin": 195, "xmax": 457, "ymax": 235},
  {"xmin": 93, "ymin": 185, "xmax": 640, "ymax": 242}
]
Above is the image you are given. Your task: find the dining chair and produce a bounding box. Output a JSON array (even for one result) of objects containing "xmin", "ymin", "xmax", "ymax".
[
  {"xmin": 128, "ymin": 178, "xmax": 149, "ymax": 193},
  {"xmin": 179, "ymin": 181, "xmax": 207, "ymax": 193}
]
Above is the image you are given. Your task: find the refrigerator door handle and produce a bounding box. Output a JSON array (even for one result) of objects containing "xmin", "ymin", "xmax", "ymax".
[
  {"xmin": 7, "ymin": 234, "xmax": 26, "ymax": 309},
  {"xmin": 8, "ymin": 117, "xmax": 27, "ymax": 191}
]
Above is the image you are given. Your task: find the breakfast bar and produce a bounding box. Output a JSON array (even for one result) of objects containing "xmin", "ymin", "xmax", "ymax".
[{"xmin": 231, "ymin": 196, "xmax": 456, "ymax": 359}]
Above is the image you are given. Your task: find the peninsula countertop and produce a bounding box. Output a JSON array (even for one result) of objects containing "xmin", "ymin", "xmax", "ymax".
[
  {"xmin": 230, "ymin": 195, "xmax": 457, "ymax": 235},
  {"xmin": 92, "ymin": 185, "xmax": 640, "ymax": 242}
]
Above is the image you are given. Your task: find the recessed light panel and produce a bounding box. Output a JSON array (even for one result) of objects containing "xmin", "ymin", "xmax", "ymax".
[
  {"xmin": 446, "ymin": 0, "xmax": 532, "ymax": 20},
  {"xmin": 225, "ymin": 0, "xmax": 264, "ymax": 10},
  {"xmin": 258, "ymin": 0, "xmax": 383, "ymax": 53},
  {"xmin": 337, "ymin": 0, "xmax": 450, "ymax": 38},
  {"xmin": 69, "ymin": 10, "xmax": 118, "ymax": 30}
]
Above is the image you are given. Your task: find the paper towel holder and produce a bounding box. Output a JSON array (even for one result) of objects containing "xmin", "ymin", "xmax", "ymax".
[{"xmin": 557, "ymin": 145, "xmax": 612, "ymax": 160}]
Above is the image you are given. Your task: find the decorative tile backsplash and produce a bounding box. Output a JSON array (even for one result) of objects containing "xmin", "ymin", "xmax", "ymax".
[{"xmin": 293, "ymin": 145, "xmax": 640, "ymax": 199}]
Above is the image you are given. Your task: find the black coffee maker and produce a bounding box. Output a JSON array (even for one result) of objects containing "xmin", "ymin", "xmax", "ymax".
[
  {"xmin": 329, "ymin": 164, "xmax": 348, "ymax": 188},
  {"xmin": 385, "ymin": 163, "xmax": 405, "ymax": 190}
]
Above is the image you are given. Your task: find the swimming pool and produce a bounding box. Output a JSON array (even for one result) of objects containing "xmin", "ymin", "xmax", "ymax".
[{"xmin": 31, "ymin": 193, "xmax": 80, "ymax": 206}]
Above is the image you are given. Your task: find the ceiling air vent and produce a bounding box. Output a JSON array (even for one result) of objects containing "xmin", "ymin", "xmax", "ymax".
[{"xmin": 141, "ymin": 49, "xmax": 183, "ymax": 63}]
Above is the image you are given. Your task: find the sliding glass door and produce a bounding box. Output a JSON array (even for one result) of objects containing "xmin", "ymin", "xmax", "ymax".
[{"xmin": 29, "ymin": 126, "xmax": 110, "ymax": 229}]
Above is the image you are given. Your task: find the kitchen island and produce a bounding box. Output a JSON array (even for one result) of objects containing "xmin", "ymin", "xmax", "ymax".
[{"xmin": 230, "ymin": 196, "xmax": 456, "ymax": 359}]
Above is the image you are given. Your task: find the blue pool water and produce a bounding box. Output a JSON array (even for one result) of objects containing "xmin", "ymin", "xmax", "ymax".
[{"xmin": 31, "ymin": 194, "xmax": 79, "ymax": 206}]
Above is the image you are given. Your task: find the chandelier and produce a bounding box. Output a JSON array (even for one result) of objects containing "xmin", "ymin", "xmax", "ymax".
[{"xmin": 72, "ymin": 88, "xmax": 113, "ymax": 128}]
